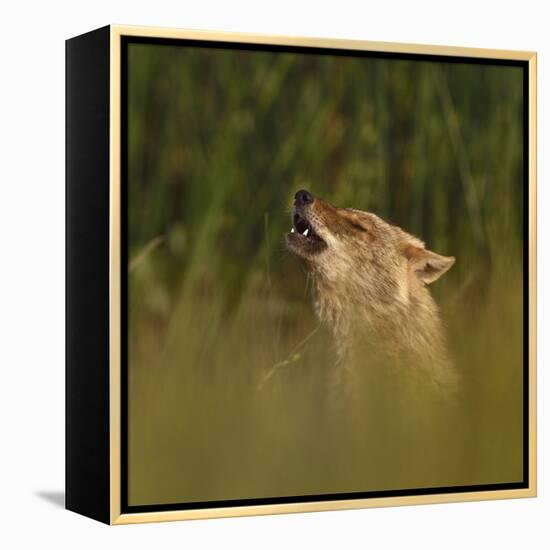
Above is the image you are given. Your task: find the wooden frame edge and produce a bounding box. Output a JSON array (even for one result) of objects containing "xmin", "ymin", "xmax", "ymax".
[
  {"xmin": 110, "ymin": 23, "xmax": 535, "ymax": 61},
  {"xmin": 109, "ymin": 25, "xmax": 122, "ymax": 525},
  {"xmin": 528, "ymin": 52, "xmax": 537, "ymax": 497},
  {"xmin": 111, "ymin": 487, "xmax": 536, "ymax": 525}
]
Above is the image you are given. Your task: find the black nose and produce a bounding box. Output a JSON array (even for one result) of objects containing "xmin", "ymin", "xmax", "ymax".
[{"xmin": 294, "ymin": 189, "xmax": 314, "ymax": 207}]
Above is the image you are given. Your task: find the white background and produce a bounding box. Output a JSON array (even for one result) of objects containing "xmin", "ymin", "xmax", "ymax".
[{"xmin": 0, "ymin": 0, "xmax": 547, "ymax": 547}]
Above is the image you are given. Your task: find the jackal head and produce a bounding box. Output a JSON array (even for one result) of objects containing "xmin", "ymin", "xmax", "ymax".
[{"xmin": 286, "ymin": 189, "xmax": 455, "ymax": 303}]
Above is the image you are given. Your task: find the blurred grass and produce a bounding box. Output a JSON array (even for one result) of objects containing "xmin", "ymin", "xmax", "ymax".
[{"xmin": 127, "ymin": 43, "xmax": 524, "ymax": 505}]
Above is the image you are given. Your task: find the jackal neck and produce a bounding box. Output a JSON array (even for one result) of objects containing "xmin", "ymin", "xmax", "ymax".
[{"xmin": 312, "ymin": 269, "xmax": 452, "ymax": 379}]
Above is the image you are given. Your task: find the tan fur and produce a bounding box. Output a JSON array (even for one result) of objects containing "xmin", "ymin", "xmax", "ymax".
[{"xmin": 286, "ymin": 192, "xmax": 457, "ymax": 390}]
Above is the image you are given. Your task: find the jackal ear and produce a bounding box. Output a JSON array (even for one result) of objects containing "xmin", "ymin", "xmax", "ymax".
[{"xmin": 404, "ymin": 245, "xmax": 455, "ymax": 284}]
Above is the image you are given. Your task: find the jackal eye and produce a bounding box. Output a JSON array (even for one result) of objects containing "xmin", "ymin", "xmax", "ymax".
[{"xmin": 348, "ymin": 221, "xmax": 367, "ymax": 232}]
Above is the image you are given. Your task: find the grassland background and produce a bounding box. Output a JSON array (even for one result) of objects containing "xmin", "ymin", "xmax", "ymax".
[{"xmin": 127, "ymin": 43, "xmax": 524, "ymax": 506}]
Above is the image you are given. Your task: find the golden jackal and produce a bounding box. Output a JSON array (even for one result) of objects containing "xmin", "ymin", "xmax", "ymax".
[{"xmin": 286, "ymin": 189, "xmax": 456, "ymax": 390}]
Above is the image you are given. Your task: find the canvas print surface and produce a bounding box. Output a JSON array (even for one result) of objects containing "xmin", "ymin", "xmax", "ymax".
[{"xmin": 125, "ymin": 40, "xmax": 525, "ymax": 508}]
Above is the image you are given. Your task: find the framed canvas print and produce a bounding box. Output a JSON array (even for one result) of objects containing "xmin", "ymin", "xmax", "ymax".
[{"xmin": 66, "ymin": 25, "xmax": 537, "ymax": 525}]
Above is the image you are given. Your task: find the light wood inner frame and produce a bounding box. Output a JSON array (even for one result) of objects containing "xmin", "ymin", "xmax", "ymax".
[{"xmin": 108, "ymin": 25, "xmax": 537, "ymax": 525}]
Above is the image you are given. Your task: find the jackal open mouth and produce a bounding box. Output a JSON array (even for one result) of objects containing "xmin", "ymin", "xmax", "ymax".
[
  {"xmin": 290, "ymin": 211, "xmax": 321, "ymax": 241},
  {"xmin": 286, "ymin": 209, "xmax": 327, "ymax": 256}
]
